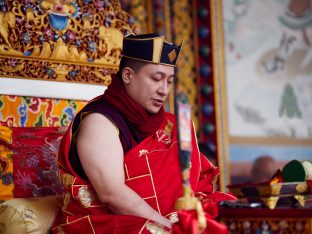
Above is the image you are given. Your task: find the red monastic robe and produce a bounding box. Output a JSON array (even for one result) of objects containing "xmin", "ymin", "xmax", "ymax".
[{"xmin": 52, "ymin": 113, "xmax": 236, "ymax": 233}]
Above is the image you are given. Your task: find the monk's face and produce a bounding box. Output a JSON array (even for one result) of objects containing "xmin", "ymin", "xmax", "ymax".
[{"xmin": 122, "ymin": 63, "xmax": 174, "ymax": 114}]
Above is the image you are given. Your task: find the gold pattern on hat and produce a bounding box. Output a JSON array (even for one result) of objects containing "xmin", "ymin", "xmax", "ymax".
[{"xmin": 168, "ymin": 49, "xmax": 177, "ymax": 62}]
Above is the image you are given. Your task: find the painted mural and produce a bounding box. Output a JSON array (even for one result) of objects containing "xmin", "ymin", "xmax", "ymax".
[{"xmin": 223, "ymin": 0, "xmax": 312, "ymax": 140}]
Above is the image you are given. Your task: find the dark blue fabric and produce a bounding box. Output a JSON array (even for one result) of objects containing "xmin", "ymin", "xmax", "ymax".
[{"xmin": 122, "ymin": 33, "xmax": 181, "ymax": 66}]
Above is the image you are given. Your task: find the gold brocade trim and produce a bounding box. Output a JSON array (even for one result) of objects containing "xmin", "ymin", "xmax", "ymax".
[
  {"xmin": 53, "ymin": 215, "xmax": 95, "ymax": 233},
  {"xmin": 143, "ymin": 195, "xmax": 156, "ymax": 200},
  {"xmin": 125, "ymin": 174, "xmax": 151, "ymax": 181},
  {"xmin": 143, "ymin": 141, "xmax": 177, "ymax": 155},
  {"xmin": 121, "ymin": 55, "xmax": 176, "ymax": 67},
  {"xmin": 145, "ymin": 155, "xmax": 161, "ymax": 214},
  {"xmin": 87, "ymin": 216, "xmax": 96, "ymax": 234},
  {"xmin": 139, "ymin": 220, "xmax": 151, "ymax": 234},
  {"xmin": 124, "ymin": 164, "xmax": 129, "ymax": 179},
  {"xmin": 139, "ymin": 149, "xmax": 149, "ymax": 157},
  {"xmin": 62, "ymin": 209, "xmax": 74, "ymax": 216},
  {"xmin": 72, "ymin": 184, "xmax": 95, "ymax": 187}
]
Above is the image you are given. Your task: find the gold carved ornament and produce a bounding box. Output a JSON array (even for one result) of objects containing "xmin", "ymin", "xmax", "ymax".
[{"xmin": 0, "ymin": 0, "xmax": 139, "ymax": 85}]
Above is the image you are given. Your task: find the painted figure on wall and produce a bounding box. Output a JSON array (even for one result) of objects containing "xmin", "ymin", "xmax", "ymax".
[
  {"xmin": 223, "ymin": 0, "xmax": 312, "ymax": 139},
  {"xmin": 263, "ymin": 0, "xmax": 312, "ymax": 73}
]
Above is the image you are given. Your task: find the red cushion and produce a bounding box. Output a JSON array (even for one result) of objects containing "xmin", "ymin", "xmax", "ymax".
[{"xmin": 3, "ymin": 127, "xmax": 67, "ymax": 198}]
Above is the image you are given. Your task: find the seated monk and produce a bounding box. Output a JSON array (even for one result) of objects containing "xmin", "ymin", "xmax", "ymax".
[{"xmin": 52, "ymin": 33, "xmax": 236, "ymax": 233}]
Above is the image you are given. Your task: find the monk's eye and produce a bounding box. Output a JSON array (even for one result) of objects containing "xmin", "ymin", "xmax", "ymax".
[
  {"xmin": 151, "ymin": 76, "xmax": 161, "ymax": 81},
  {"xmin": 167, "ymin": 79, "xmax": 173, "ymax": 85}
]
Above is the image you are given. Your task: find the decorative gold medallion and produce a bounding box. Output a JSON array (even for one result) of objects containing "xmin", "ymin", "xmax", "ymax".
[
  {"xmin": 169, "ymin": 212, "xmax": 179, "ymax": 223},
  {"xmin": 146, "ymin": 222, "xmax": 169, "ymax": 234},
  {"xmin": 156, "ymin": 120, "xmax": 173, "ymax": 144},
  {"xmin": 78, "ymin": 186, "xmax": 96, "ymax": 208},
  {"xmin": 296, "ymin": 183, "xmax": 308, "ymax": 194},
  {"xmin": 61, "ymin": 173, "xmax": 75, "ymax": 189},
  {"xmin": 156, "ymin": 130, "xmax": 171, "ymax": 144}
]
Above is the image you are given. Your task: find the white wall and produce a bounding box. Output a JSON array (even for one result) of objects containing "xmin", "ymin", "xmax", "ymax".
[{"xmin": 0, "ymin": 77, "xmax": 106, "ymax": 101}]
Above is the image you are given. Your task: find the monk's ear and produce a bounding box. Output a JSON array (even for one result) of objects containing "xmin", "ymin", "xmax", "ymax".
[{"xmin": 121, "ymin": 67, "xmax": 134, "ymax": 84}]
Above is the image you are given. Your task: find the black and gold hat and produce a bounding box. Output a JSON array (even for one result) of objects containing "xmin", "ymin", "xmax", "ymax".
[{"xmin": 122, "ymin": 33, "xmax": 182, "ymax": 67}]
